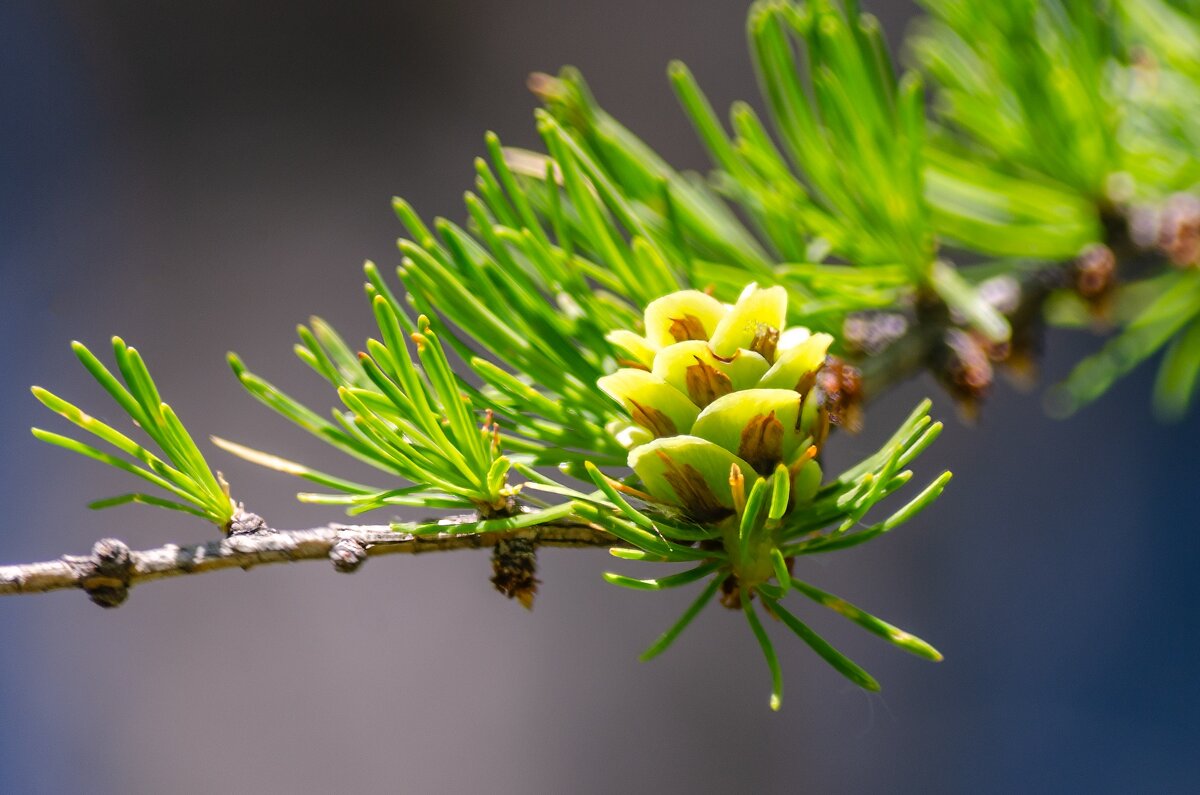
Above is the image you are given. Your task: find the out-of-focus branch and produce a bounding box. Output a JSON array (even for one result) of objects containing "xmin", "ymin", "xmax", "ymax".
[
  {"xmin": 854, "ymin": 262, "xmax": 1062, "ymax": 404},
  {"xmin": 855, "ymin": 207, "xmax": 1170, "ymax": 408}
]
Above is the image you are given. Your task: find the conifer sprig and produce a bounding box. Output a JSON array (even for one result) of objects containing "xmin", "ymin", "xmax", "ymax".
[
  {"xmin": 914, "ymin": 0, "xmax": 1200, "ymax": 413},
  {"xmin": 539, "ymin": 0, "xmax": 1012, "ymax": 345},
  {"xmin": 32, "ymin": 340, "xmax": 235, "ymax": 528},
  {"xmin": 16, "ymin": 0, "xmax": 1200, "ymax": 710},
  {"xmin": 589, "ymin": 399, "xmax": 948, "ymax": 711}
]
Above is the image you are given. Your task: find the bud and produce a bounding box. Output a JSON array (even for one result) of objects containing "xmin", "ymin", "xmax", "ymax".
[
  {"xmin": 815, "ymin": 355, "xmax": 863, "ymax": 434},
  {"xmin": 599, "ymin": 285, "xmax": 832, "ymax": 521},
  {"xmin": 1158, "ymin": 193, "xmax": 1200, "ymax": 268},
  {"xmin": 1071, "ymin": 243, "xmax": 1117, "ymax": 321},
  {"xmin": 935, "ymin": 327, "xmax": 994, "ymax": 420}
]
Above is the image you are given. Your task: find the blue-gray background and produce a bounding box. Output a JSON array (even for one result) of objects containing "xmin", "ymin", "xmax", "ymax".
[{"xmin": 2, "ymin": 1, "xmax": 1197, "ymax": 792}]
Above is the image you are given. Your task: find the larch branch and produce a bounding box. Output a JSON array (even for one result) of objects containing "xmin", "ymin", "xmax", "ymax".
[
  {"xmin": 0, "ymin": 516, "xmax": 615, "ymax": 606},
  {"xmin": 0, "ymin": 210, "xmax": 1173, "ymax": 609}
]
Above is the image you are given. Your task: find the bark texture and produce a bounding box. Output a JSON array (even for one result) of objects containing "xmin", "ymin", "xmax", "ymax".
[{"xmin": 0, "ymin": 519, "xmax": 614, "ymax": 606}]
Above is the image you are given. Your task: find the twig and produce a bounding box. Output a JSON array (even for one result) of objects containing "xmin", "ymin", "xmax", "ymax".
[
  {"xmin": 2, "ymin": 213, "xmax": 1174, "ymax": 608},
  {"xmin": 855, "ymin": 262, "xmax": 1063, "ymax": 401},
  {"xmin": 0, "ymin": 516, "xmax": 615, "ymax": 607},
  {"xmin": 856, "ymin": 214, "xmax": 1161, "ymax": 404},
  {"xmin": 0, "ymin": 260, "xmax": 1112, "ymax": 609}
]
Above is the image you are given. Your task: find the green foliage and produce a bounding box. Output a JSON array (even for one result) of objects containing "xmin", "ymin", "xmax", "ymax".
[
  {"xmin": 589, "ymin": 400, "xmax": 948, "ymax": 709},
  {"xmin": 738, "ymin": 0, "xmax": 932, "ymax": 276},
  {"xmin": 545, "ymin": 0, "xmax": 936, "ymax": 277},
  {"xmin": 912, "ymin": 0, "xmax": 1120, "ymax": 202},
  {"xmin": 1050, "ymin": 268, "xmax": 1200, "ymax": 417},
  {"xmin": 911, "ymin": 0, "xmax": 1199, "ymax": 229},
  {"xmin": 915, "ymin": 0, "xmax": 1200, "ymax": 412},
  {"xmin": 539, "ymin": 0, "xmax": 1011, "ymax": 344},
  {"xmin": 25, "ymin": 0, "xmax": 1200, "ymax": 706},
  {"xmin": 223, "ymin": 290, "xmax": 563, "ymax": 515},
  {"xmin": 217, "ymin": 120, "xmax": 674, "ymax": 506},
  {"xmin": 32, "ymin": 340, "xmax": 235, "ymax": 527}
]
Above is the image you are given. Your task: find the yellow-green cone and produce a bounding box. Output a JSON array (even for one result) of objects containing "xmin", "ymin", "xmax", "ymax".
[{"xmin": 599, "ymin": 284, "xmax": 833, "ymax": 520}]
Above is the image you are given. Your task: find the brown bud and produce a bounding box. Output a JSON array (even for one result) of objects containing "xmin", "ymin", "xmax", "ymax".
[
  {"xmin": 815, "ymin": 356, "xmax": 864, "ymax": 433},
  {"xmin": 936, "ymin": 328, "xmax": 993, "ymax": 419},
  {"xmin": 719, "ymin": 573, "xmax": 744, "ymax": 610},
  {"xmin": 329, "ymin": 538, "xmax": 368, "ymax": 574},
  {"xmin": 83, "ymin": 538, "xmax": 134, "ymax": 609},
  {"xmin": 491, "ymin": 537, "xmax": 539, "ymax": 610},
  {"xmin": 226, "ymin": 508, "xmax": 270, "ymax": 538},
  {"xmin": 1072, "ymin": 243, "xmax": 1117, "ymax": 319},
  {"xmin": 1158, "ymin": 193, "xmax": 1200, "ymax": 268}
]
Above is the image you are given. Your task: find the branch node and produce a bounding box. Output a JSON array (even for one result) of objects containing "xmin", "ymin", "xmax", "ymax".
[
  {"xmin": 82, "ymin": 538, "xmax": 133, "ymax": 608},
  {"xmin": 227, "ymin": 509, "xmax": 271, "ymax": 538},
  {"xmin": 329, "ymin": 538, "xmax": 369, "ymax": 574}
]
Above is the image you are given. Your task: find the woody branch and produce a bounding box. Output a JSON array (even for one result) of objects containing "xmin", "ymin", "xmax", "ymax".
[{"xmin": 0, "ymin": 513, "xmax": 614, "ymax": 606}]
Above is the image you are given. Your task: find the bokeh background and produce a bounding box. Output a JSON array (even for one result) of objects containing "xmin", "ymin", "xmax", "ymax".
[{"xmin": 2, "ymin": 1, "xmax": 1198, "ymax": 792}]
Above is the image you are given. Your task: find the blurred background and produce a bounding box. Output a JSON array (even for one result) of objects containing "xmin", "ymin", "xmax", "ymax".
[{"xmin": 2, "ymin": 1, "xmax": 1198, "ymax": 792}]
